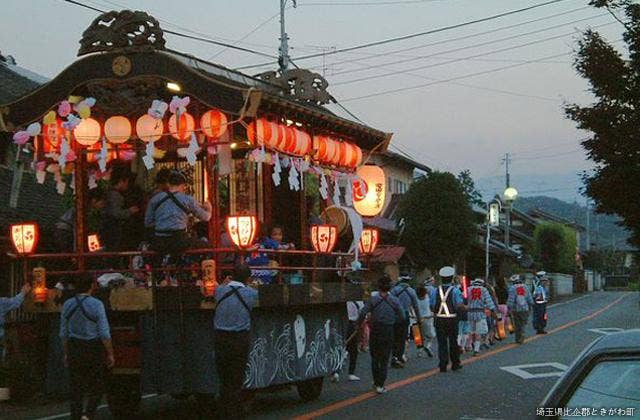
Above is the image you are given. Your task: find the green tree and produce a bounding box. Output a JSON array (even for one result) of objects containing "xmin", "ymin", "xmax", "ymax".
[
  {"xmin": 397, "ymin": 171, "xmax": 476, "ymax": 270},
  {"xmin": 565, "ymin": 0, "xmax": 640, "ymax": 246},
  {"xmin": 533, "ymin": 222, "xmax": 577, "ymax": 273},
  {"xmin": 457, "ymin": 169, "xmax": 484, "ymax": 207}
]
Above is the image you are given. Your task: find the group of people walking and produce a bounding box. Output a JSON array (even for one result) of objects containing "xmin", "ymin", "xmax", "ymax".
[{"xmin": 340, "ymin": 268, "xmax": 550, "ymax": 393}]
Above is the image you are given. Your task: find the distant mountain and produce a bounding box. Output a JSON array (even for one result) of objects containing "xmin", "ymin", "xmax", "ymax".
[
  {"xmin": 513, "ymin": 196, "xmax": 633, "ymax": 251},
  {"xmin": 476, "ymin": 172, "xmax": 583, "ymax": 203}
]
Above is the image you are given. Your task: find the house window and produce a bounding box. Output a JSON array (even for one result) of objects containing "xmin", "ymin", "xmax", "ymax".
[{"xmin": 394, "ymin": 179, "xmax": 407, "ymax": 194}]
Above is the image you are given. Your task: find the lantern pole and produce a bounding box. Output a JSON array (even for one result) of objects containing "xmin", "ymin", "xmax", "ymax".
[{"xmin": 74, "ymin": 144, "xmax": 87, "ymax": 271}]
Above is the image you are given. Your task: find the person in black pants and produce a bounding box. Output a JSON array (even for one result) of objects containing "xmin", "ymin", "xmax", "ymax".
[
  {"xmin": 356, "ymin": 276, "xmax": 404, "ymax": 394},
  {"xmin": 331, "ymin": 301, "xmax": 364, "ymax": 382},
  {"xmin": 431, "ymin": 267, "xmax": 466, "ymax": 373},
  {"xmin": 213, "ymin": 263, "xmax": 258, "ymax": 417},
  {"xmin": 59, "ymin": 275, "xmax": 114, "ymax": 420}
]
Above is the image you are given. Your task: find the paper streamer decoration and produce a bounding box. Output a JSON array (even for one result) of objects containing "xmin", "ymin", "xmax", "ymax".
[
  {"xmin": 272, "ymin": 153, "xmax": 282, "ymax": 187},
  {"xmin": 59, "ymin": 138, "xmax": 70, "ymax": 168},
  {"xmin": 288, "ymin": 163, "xmax": 300, "ymax": 191},
  {"xmin": 345, "ymin": 175, "xmax": 354, "ymax": 207},
  {"xmin": 98, "ymin": 137, "xmax": 108, "ymax": 173},
  {"xmin": 88, "ymin": 173, "xmax": 98, "ymax": 189},
  {"xmin": 186, "ymin": 133, "xmax": 200, "ymax": 166},
  {"xmin": 332, "ymin": 178, "xmax": 341, "ymax": 207},
  {"xmin": 143, "ymin": 141, "xmax": 156, "ymax": 170},
  {"xmin": 342, "ymin": 206, "xmax": 364, "ymax": 256},
  {"xmin": 148, "ymin": 99, "xmax": 168, "ymax": 119},
  {"xmin": 319, "ymin": 173, "xmax": 329, "ymax": 200}
]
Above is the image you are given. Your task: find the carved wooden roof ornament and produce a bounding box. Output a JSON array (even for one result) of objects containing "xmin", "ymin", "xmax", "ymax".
[
  {"xmin": 257, "ymin": 68, "xmax": 332, "ymax": 106},
  {"xmin": 78, "ymin": 10, "xmax": 165, "ymax": 57}
]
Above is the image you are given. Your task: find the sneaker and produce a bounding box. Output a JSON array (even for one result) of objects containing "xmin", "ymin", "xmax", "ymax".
[
  {"xmin": 376, "ymin": 386, "xmax": 387, "ymax": 394},
  {"xmin": 402, "ymin": 354, "xmax": 408, "ymax": 363},
  {"xmin": 330, "ymin": 373, "xmax": 340, "ymax": 382},
  {"xmin": 416, "ymin": 351, "xmax": 424, "ymax": 358},
  {"xmin": 348, "ymin": 374, "xmax": 360, "ymax": 381},
  {"xmin": 424, "ymin": 347, "xmax": 434, "ymax": 358},
  {"xmin": 452, "ymin": 364, "xmax": 463, "ymax": 371}
]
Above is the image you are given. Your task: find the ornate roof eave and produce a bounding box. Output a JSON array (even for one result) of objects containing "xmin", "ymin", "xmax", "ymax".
[{"xmin": 0, "ymin": 49, "xmax": 258, "ymax": 131}]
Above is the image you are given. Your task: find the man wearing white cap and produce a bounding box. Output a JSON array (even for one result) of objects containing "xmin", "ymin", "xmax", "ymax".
[
  {"xmin": 467, "ymin": 278, "xmax": 496, "ymax": 356},
  {"xmin": 430, "ymin": 266, "xmax": 465, "ymax": 372},
  {"xmin": 532, "ymin": 271, "xmax": 549, "ymax": 334},
  {"xmin": 507, "ymin": 274, "xmax": 534, "ymax": 344}
]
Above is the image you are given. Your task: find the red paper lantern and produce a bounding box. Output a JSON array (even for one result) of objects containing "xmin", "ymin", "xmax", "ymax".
[
  {"xmin": 359, "ymin": 228, "xmax": 379, "ymax": 254},
  {"xmin": 310, "ymin": 224, "xmax": 338, "ymax": 254},
  {"xmin": 226, "ymin": 215, "xmax": 258, "ymax": 249},
  {"xmin": 200, "ymin": 109, "xmax": 228, "ymax": 139},
  {"xmin": 87, "ymin": 234, "xmax": 102, "ymax": 252},
  {"xmin": 10, "ymin": 222, "xmax": 39, "ymax": 255},
  {"xmin": 168, "ymin": 112, "xmax": 195, "ymax": 141},
  {"xmin": 296, "ymin": 130, "xmax": 312, "ymax": 156},
  {"xmin": 41, "ymin": 118, "xmax": 65, "ymax": 154},
  {"xmin": 136, "ymin": 114, "xmax": 164, "ymax": 142}
]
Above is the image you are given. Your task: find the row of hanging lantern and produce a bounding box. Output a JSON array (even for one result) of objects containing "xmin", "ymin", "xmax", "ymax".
[
  {"xmin": 225, "ymin": 215, "xmax": 379, "ymax": 255},
  {"xmin": 246, "ymin": 118, "xmax": 363, "ymax": 168},
  {"xmin": 38, "ymin": 109, "xmax": 228, "ymax": 153}
]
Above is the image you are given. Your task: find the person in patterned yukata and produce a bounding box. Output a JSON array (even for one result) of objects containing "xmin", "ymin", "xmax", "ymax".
[
  {"xmin": 467, "ymin": 278, "xmax": 497, "ymax": 355},
  {"xmin": 507, "ymin": 274, "xmax": 534, "ymax": 344}
]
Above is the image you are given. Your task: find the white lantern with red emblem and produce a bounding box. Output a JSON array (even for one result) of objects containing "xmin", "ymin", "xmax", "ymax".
[
  {"xmin": 226, "ymin": 215, "xmax": 258, "ymax": 249},
  {"xmin": 353, "ymin": 165, "xmax": 386, "ymax": 217},
  {"xmin": 10, "ymin": 222, "xmax": 39, "ymax": 255},
  {"xmin": 310, "ymin": 224, "xmax": 338, "ymax": 254},
  {"xmin": 359, "ymin": 228, "xmax": 380, "ymax": 254}
]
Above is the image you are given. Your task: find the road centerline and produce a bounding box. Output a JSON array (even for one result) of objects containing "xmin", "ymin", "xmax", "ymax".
[{"xmin": 293, "ymin": 293, "xmax": 630, "ymax": 420}]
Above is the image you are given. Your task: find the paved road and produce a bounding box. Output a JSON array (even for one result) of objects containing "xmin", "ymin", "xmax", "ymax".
[{"xmin": 8, "ymin": 291, "xmax": 639, "ymax": 420}]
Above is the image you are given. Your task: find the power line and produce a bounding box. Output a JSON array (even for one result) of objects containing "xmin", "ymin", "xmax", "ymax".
[
  {"xmin": 235, "ymin": 0, "xmax": 574, "ymax": 70},
  {"xmin": 300, "ymin": 0, "xmax": 443, "ymax": 5},
  {"xmin": 61, "ymin": 0, "xmax": 280, "ymax": 60},
  {"xmin": 208, "ymin": 11, "xmax": 283, "ymax": 60},
  {"xmin": 340, "ymin": 50, "xmax": 573, "ymax": 102},
  {"xmin": 512, "ymin": 149, "xmax": 583, "ymax": 161},
  {"xmin": 331, "ymin": 16, "xmax": 611, "ymax": 85},
  {"xmin": 306, "ymin": 5, "xmax": 590, "ymax": 72}
]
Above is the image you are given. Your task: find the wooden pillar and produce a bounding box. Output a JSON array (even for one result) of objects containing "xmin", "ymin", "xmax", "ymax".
[{"xmin": 74, "ymin": 147, "xmax": 87, "ymax": 271}]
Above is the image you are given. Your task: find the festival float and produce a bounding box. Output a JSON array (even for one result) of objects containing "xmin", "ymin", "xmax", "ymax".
[{"xmin": 0, "ymin": 10, "xmax": 391, "ymax": 415}]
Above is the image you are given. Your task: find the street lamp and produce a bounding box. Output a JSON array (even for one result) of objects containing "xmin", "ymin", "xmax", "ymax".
[
  {"xmin": 503, "ymin": 186, "xmax": 518, "ymax": 248},
  {"xmin": 486, "ymin": 198, "xmax": 501, "ymax": 282}
]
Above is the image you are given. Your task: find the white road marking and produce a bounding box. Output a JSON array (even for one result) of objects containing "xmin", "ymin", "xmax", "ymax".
[
  {"xmin": 35, "ymin": 393, "xmax": 158, "ymax": 420},
  {"xmin": 500, "ymin": 362, "xmax": 568, "ymax": 380},
  {"xmin": 587, "ymin": 327, "xmax": 625, "ymax": 335}
]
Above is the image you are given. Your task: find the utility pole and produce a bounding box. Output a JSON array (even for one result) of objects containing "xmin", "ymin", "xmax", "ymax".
[
  {"xmin": 586, "ymin": 200, "xmax": 591, "ymax": 251},
  {"xmin": 279, "ymin": 0, "xmax": 296, "ymax": 73},
  {"xmin": 503, "ymin": 153, "xmax": 512, "ymax": 248}
]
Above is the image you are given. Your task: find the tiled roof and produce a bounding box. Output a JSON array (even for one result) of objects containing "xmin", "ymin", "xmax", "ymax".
[{"xmin": 0, "ymin": 61, "xmax": 45, "ymax": 104}]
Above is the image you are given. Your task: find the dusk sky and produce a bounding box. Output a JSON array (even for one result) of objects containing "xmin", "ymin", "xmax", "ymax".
[{"xmin": 0, "ymin": 0, "xmax": 626, "ymax": 196}]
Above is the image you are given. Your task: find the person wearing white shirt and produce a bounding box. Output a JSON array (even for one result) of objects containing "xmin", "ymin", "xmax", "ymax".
[
  {"xmin": 331, "ymin": 300, "xmax": 364, "ymax": 382},
  {"xmin": 416, "ymin": 285, "xmax": 435, "ymax": 357}
]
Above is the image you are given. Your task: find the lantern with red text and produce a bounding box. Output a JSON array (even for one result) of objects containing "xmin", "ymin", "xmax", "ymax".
[
  {"xmin": 104, "ymin": 116, "xmax": 131, "ymax": 144},
  {"xmin": 10, "ymin": 223, "xmax": 39, "ymax": 255},
  {"xmin": 359, "ymin": 228, "xmax": 379, "ymax": 254},
  {"xmin": 200, "ymin": 109, "xmax": 228, "ymax": 139},
  {"xmin": 168, "ymin": 112, "xmax": 195, "ymax": 142},
  {"xmin": 41, "ymin": 119, "xmax": 64, "ymax": 154},
  {"xmin": 201, "ymin": 259, "xmax": 218, "ymax": 297},
  {"xmin": 87, "ymin": 234, "xmax": 102, "ymax": 252},
  {"xmin": 310, "ymin": 224, "xmax": 338, "ymax": 254},
  {"xmin": 226, "ymin": 215, "xmax": 258, "ymax": 249},
  {"xmin": 32, "ymin": 267, "xmax": 47, "ymax": 304},
  {"xmin": 353, "ymin": 165, "xmax": 386, "ymax": 217},
  {"xmin": 136, "ymin": 114, "xmax": 164, "ymax": 142},
  {"xmin": 73, "ymin": 117, "xmax": 101, "ymax": 146}
]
